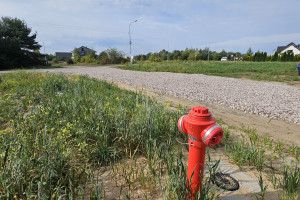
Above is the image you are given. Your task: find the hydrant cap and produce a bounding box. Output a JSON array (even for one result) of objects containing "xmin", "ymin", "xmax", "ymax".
[
  {"xmin": 203, "ymin": 125, "xmax": 223, "ymax": 146},
  {"xmin": 178, "ymin": 115, "xmax": 187, "ymax": 134},
  {"xmin": 190, "ymin": 106, "xmax": 211, "ymax": 117}
]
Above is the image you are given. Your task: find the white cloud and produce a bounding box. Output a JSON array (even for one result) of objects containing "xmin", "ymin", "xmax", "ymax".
[
  {"xmin": 1, "ymin": 0, "xmax": 300, "ymax": 55},
  {"xmin": 210, "ymin": 33, "xmax": 300, "ymax": 53}
]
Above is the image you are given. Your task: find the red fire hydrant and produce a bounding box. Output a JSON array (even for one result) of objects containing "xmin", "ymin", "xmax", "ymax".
[{"xmin": 178, "ymin": 106, "xmax": 223, "ymax": 198}]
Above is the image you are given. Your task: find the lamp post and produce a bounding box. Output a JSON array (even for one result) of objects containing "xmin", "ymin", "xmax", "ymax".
[
  {"xmin": 43, "ymin": 42, "xmax": 47, "ymax": 65},
  {"xmin": 129, "ymin": 19, "xmax": 137, "ymax": 64}
]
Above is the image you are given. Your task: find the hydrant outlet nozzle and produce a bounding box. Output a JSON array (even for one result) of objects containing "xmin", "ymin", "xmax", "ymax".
[
  {"xmin": 178, "ymin": 115, "xmax": 187, "ymax": 134},
  {"xmin": 202, "ymin": 125, "xmax": 223, "ymax": 146}
]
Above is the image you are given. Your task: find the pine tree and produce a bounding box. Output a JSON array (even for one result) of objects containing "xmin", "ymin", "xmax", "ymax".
[
  {"xmin": 247, "ymin": 47, "xmax": 253, "ymax": 56},
  {"xmin": 0, "ymin": 17, "xmax": 43, "ymax": 68},
  {"xmin": 273, "ymin": 52, "xmax": 278, "ymax": 61}
]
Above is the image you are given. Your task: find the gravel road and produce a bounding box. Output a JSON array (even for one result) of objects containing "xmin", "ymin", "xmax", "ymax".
[{"xmin": 10, "ymin": 66, "xmax": 300, "ymax": 124}]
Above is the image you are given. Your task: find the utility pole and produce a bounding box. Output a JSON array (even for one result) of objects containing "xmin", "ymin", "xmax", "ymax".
[
  {"xmin": 43, "ymin": 42, "xmax": 47, "ymax": 64},
  {"xmin": 207, "ymin": 47, "xmax": 210, "ymax": 61},
  {"xmin": 167, "ymin": 42, "xmax": 169, "ymax": 61},
  {"xmin": 129, "ymin": 20, "xmax": 137, "ymax": 64}
]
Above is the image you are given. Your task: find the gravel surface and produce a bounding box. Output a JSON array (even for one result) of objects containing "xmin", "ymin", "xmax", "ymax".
[{"xmin": 12, "ymin": 66, "xmax": 300, "ymax": 124}]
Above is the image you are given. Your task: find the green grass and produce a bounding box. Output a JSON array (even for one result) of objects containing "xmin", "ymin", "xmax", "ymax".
[
  {"xmin": 221, "ymin": 125, "xmax": 300, "ymax": 199},
  {"xmin": 118, "ymin": 61, "xmax": 300, "ymax": 82},
  {"xmin": 0, "ymin": 71, "xmax": 220, "ymax": 199},
  {"xmin": 0, "ymin": 64, "xmax": 64, "ymax": 71},
  {"xmin": 2, "ymin": 71, "xmax": 299, "ymax": 199}
]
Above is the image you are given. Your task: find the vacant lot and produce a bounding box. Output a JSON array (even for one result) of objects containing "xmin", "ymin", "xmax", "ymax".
[
  {"xmin": 118, "ymin": 61, "xmax": 300, "ymax": 83},
  {"xmin": 1, "ymin": 71, "xmax": 300, "ymax": 199}
]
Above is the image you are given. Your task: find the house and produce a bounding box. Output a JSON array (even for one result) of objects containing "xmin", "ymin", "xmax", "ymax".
[
  {"xmin": 276, "ymin": 42, "xmax": 300, "ymax": 55},
  {"xmin": 55, "ymin": 52, "xmax": 72, "ymax": 58},
  {"xmin": 74, "ymin": 46, "xmax": 96, "ymax": 57}
]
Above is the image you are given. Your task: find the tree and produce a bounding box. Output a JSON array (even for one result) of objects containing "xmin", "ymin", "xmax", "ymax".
[
  {"xmin": 0, "ymin": 17, "xmax": 43, "ymax": 68},
  {"xmin": 181, "ymin": 48, "xmax": 190, "ymax": 60},
  {"xmin": 211, "ymin": 52, "xmax": 220, "ymax": 61},
  {"xmin": 81, "ymin": 51, "xmax": 97, "ymax": 63},
  {"xmin": 262, "ymin": 52, "xmax": 267, "ymax": 62},
  {"xmin": 219, "ymin": 49, "xmax": 227, "ymax": 59},
  {"xmin": 158, "ymin": 49, "xmax": 169, "ymax": 60},
  {"xmin": 246, "ymin": 47, "xmax": 253, "ymax": 56},
  {"xmin": 149, "ymin": 53, "xmax": 162, "ymax": 62},
  {"xmin": 105, "ymin": 48, "xmax": 127, "ymax": 64},
  {"xmin": 99, "ymin": 51, "xmax": 109, "ymax": 65},
  {"xmin": 281, "ymin": 52, "xmax": 287, "ymax": 62},
  {"xmin": 273, "ymin": 51, "xmax": 278, "ymax": 61},
  {"xmin": 72, "ymin": 48, "xmax": 80, "ymax": 63},
  {"xmin": 170, "ymin": 50, "xmax": 182, "ymax": 60}
]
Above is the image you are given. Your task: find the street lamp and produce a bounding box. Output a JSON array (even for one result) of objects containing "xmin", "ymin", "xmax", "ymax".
[{"xmin": 129, "ymin": 19, "xmax": 137, "ymax": 64}]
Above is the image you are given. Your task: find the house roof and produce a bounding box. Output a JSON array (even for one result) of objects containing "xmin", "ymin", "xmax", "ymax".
[
  {"xmin": 78, "ymin": 46, "xmax": 96, "ymax": 52},
  {"xmin": 55, "ymin": 52, "xmax": 72, "ymax": 58},
  {"xmin": 277, "ymin": 42, "xmax": 300, "ymax": 53}
]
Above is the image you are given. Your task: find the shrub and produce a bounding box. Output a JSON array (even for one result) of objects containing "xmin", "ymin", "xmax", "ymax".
[
  {"xmin": 52, "ymin": 57, "xmax": 58, "ymax": 63},
  {"xmin": 99, "ymin": 51, "xmax": 109, "ymax": 65},
  {"xmin": 66, "ymin": 57, "xmax": 74, "ymax": 64}
]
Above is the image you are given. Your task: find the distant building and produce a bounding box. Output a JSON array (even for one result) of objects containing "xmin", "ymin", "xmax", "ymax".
[
  {"xmin": 55, "ymin": 52, "xmax": 72, "ymax": 58},
  {"xmin": 74, "ymin": 46, "xmax": 96, "ymax": 57},
  {"xmin": 276, "ymin": 42, "xmax": 300, "ymax": 55}
]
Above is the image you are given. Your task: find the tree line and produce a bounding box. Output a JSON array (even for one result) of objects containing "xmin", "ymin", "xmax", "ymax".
[
  {"xmin": 1, "ymin": 16, "xmax": 300, "ymax": 70},
  {"xmin": 51, "ymin": 48, "xmax": 128, "ymax": 65},
  {"xmin": 134, "ymin": 48, "xmax": 300, "ymax": 62},
  {"xmin": 0, "ymin": 16, "xmax": 128, "ymax": 69}
]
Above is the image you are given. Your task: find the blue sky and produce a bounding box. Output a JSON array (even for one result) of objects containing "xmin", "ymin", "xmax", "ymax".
[{"xmin": 1, "ymin": 0, "xmax": 300, "ymax": 55}]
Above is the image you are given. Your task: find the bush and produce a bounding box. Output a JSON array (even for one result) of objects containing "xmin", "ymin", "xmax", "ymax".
[
  {"xmin": 81, "ymin": 51, "xmax": 98, "ymax": 64},
  {"xmin": 149, "ymin": 54, "xmax": 162, "ymax": 62},
  {"xmin": 99, "ymin": 51, "xmax": 109, "ymax": 65},
  {"xmin": 52, "ymin": 57, "xmax": 58, "ymax": 63},
  {"xmin": 106, "ymin": 48, "xmax": 127, "ymax": 64},
  {"xmin": 66, "ymin": 57, "xmax": 74, "ymax": 64}
]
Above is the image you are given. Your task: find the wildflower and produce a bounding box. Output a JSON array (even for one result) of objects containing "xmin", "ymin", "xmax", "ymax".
[{"xmin": 67, "ymin": 122, "xmax": 72, "ymax": 128}]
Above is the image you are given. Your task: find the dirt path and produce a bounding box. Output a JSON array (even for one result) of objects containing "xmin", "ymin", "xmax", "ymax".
[{"xmin": 113, "ymin": 81, "xmax": 300, "ymax": 147}]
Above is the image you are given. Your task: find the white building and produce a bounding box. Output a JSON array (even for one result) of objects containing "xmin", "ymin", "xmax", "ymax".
[{"xmin": 276, "ymin": 42, "xmax": 300, "ymax": 55}]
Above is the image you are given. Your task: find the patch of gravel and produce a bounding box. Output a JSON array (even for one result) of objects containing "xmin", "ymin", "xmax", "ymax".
[{"xmin": 34, "ymin": 66, "xmax": 300, "ymax": 124}]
